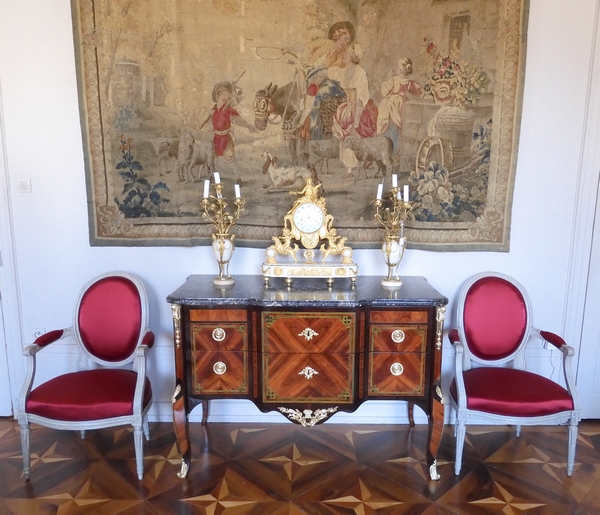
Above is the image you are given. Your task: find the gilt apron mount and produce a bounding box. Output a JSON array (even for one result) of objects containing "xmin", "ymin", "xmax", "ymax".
[{"xmin": 71, "ymin": 0, "xmax": 528, "ymax": 250}]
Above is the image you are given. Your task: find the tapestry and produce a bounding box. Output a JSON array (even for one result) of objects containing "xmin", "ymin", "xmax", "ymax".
[{"xmin": 71, "ymin": 0, "xmax": 528, "ymax": 250}]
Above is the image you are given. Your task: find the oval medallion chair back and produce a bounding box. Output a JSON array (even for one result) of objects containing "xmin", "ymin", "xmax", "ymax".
[
  {"xmin": 448, "ymin": 272, "xmax": 581, "ymax": 476},
  {"xmin": 18, "ymin": 272, "xmax": 155, "ymax": 480}
]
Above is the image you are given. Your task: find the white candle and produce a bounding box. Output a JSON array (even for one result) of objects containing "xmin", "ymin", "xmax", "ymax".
[
  {"xmin": 376, "ymin": 183, "xmax": 383, "ymax": 200},
  {"xmin": 403, "ymin": 185, "xmax": 409, "ymax": 202},
  {"xmin": 235, "ymin": 183, "xmax": 241, "ymax": 198},
  {"xmin": 214, "ymin": 172, "xmax": 221, "ymax": 184},
  {"xmin": 203, "ymin": 179, "xmax": 210, "ymax": 198},
  {"xmin": 396, "ymin": 190, "xmax": 401, "ymax": 200},
  {"xmin": 392, "ymin": 174, "xmax": 398, "ymax": 188}
]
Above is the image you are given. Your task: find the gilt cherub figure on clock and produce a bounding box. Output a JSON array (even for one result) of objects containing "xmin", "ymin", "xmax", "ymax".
[{"xmin": 262, "ymin": 177, "xmax": 358, "ymax": 286}]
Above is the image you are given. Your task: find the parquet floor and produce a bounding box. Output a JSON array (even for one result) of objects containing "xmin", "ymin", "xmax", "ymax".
[{"xmin": 1, "ymin": 418, "xmax": 600, "ymax": 514}]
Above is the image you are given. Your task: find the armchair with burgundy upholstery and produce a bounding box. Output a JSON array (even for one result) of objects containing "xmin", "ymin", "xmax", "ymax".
[
  {"xmin": 17, "ymin": 272, "xmax": 155, "ymax": 480},
  {"xmin": 448, "ymin": 272, "xmax": 581, "ymax": 476}
]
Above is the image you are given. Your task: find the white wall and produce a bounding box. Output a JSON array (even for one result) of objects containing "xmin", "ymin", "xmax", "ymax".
[{"xmin": 0, "ymin": 0, "xmax": 598, "ymax": 424}]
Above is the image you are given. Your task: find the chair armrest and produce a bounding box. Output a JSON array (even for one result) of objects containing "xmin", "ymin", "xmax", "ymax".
[
  {"xmin": 142, "ymin": 330, "xmax": 155, "ymax": 349},
  {"xmin": 35, "ymin": 329, "xmax": 67, "ymax": 347},
  {"xmin": 23, "ymin": 328, "xmax": 70, "ymax": 356},
  {"xmin": 19, "ymin": 328, "xmax": 71, "ymax": 419},
  {"xmin": 448, "ymin": 328, "xmax": 460, "ymax": 345},
  {"xmin": 534, "ymin": 328, "xmax": 566, "ymax": 349},
  {"xmin": 533, "ymin": 327, "xmax": 581, "ymax": 415},
  {"xmin": 533, "ymin": 327, "xmax": 576, "ymax": 373}
]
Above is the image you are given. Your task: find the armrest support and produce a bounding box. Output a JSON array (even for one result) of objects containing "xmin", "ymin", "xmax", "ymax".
[
  {"xmin": 561, "ymin": 344, "xmax": 581, "ymax": 416},
  {"xmin": 448, "ymin": 328, "xmax": 472, "ymax": 373},
  {"xmin": 133, "ymin": 345, "xmax": 151, "ymax": 416},
  {"xmin": 533, "ymin": 327, "xmax": 581, "ymax": 416},
  {"xmin": 18, "ymin": 328, "xmax": 71, "ymax": 420},
  {"xmin": 451, "ymin": 341, "xmax": 468, "ymax": 409}
]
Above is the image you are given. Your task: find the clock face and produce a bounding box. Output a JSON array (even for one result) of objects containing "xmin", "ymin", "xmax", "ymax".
[{"xmin": 293, "ymin": 202, "xmax": 325, "ymax": 234}]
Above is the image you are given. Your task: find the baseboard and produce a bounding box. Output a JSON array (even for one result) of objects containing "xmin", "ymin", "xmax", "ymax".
[{"xmin": 147, "ymin": 399, "xmax": 445, "ymax": 425}]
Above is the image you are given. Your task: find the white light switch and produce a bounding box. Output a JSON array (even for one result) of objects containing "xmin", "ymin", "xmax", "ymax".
[{"xmin": 17, "ymin": 179, "xmax": 32, "ymax": 193}]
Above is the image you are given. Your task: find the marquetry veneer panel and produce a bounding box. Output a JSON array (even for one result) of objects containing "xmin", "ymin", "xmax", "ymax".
[
  {"xmin": 262, "ymin": 312, "xmax": 355, "ymax": 354},
  {"xmin": 368, "ymin": 310, "xmax": 428, "ymax": 397},
  {"xmin": 262, "ymin": 311, "xmax": 355, "ymax": 403},
  {"xmin": 191, "ymin": 317, "xmax": 248, "ymax": 394},
  {"xmin": 264, "ymin": 352, "xmax": 353, "ymax": 402},
  {"xmin": 191, "ymin": 350, "xmax": 248, "ymax": 393},
  {"xmin": 369, "ymin": 310, "xmax": 428, "ymax": 324},
  {"xmin": 190, "ymin": 309, "xmax": 247, "ymax": 322}
]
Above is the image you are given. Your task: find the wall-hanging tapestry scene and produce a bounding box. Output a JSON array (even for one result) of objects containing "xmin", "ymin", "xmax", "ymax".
[{"xmin": 72, "ymin": 0, "xmax": 528, "ymax": 249}]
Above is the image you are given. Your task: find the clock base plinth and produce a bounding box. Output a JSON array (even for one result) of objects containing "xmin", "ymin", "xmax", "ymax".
[{"xmin": 262, "ymin": 262, "xmax": 358, "ymax": 286}]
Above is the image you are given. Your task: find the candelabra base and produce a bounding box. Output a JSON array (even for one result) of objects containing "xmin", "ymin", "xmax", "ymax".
[
  {"xmin": 214, "ymin": 276, "xmax": 235, "ymax": 287},
  {"xmin": 381, "ymin": 277, "xmax": 403, "ymax": 288}
]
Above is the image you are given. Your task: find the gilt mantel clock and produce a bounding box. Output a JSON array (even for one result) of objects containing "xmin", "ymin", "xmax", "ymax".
[{"xmin": 262, "ymin": 178, "xmax": 358, "ymax": 285}]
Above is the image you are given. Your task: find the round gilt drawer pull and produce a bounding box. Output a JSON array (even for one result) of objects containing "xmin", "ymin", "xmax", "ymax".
[
  {"xmin": 212, "ymin": 327, "xmax": 226, "ymax": 342},
  {"xmin": 213, "ymin": 361, "xmax": 227, "ymax": 375},
  {"xmin": 391, "ymin": 329, "xmax": 405, "ymax": 343},
  {"xmin": 390, "ymin": 362, "xmax": 404, "ymax": 376}
]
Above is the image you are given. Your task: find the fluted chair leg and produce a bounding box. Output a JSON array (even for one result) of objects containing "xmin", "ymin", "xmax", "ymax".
[
  {"xmin": 20, "ymin": 423, "xmax": 31, "ymax": 480},
  {"xmin": 567, "ymin": 418, "xmax": 578, "ymax": 476},
  {"xmin": 143, "ymin": 417, "xmax": 150, "ymax": 440},
  {"xmin": 455, "ymin": 418, "xmax": 466, "ymax": 475},
  {"xmin": 134, "ymin": 426, "xmax": 144, "ymax": 480}
]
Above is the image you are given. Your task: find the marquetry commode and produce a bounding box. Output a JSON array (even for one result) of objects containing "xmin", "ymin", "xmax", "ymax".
[{"xmin": 167, "ymin": 275, "xmax": 447, "ymax": 480}]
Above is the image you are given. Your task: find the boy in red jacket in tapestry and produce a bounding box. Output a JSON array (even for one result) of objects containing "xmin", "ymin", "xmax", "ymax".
[{"xmin": 209, "ymin": 81, "xmax": 255, "ymax": 167}]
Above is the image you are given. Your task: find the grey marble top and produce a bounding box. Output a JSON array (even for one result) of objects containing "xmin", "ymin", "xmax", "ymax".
[{"xmin": 167, "ymin": 275, "xmax": 447, "ymax": 308}]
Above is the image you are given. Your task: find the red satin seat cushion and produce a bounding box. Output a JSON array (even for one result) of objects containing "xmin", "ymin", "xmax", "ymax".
[
  {"xmin": 26, "ymin": 369, "xmax": 152, "ymax": 421},
  {"xmin": 450, "ymin": 367, "xmax": 574, "ymax": 417}
]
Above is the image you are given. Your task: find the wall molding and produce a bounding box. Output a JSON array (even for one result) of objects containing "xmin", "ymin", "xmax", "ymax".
[
  {"xmin": 0, "ymin": 82, "xmax": 25, "ymax": 416},
  {"xmin": 564, "ymin": 0, "xmax": 600, "ymax": 416}
]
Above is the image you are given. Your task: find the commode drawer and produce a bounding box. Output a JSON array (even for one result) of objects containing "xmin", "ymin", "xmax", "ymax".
[
  {"xmin": 261, "ymin": 311, "xmax": 355, "ymax": 403},
  {"xmin": 368, "ymin": 310, "xmax": 428, "ymax": 397},
  {"xmin": 190, "ymin": 309, "xmax": 248, "ymax": 394}
]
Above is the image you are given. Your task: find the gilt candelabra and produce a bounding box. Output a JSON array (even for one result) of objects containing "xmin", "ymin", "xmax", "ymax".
[
  {"xmin": 373, "ymin": 182, "xmax": 414, "ymax": 288},
  {"xmin": 201, "ymin": 180, "xmax": 245, "ymax": 286}
]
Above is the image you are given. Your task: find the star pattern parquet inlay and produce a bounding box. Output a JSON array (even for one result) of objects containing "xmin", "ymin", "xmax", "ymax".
[{"xmin": 1, "ymin": 418, "xmax": 600, "ymax": 514}]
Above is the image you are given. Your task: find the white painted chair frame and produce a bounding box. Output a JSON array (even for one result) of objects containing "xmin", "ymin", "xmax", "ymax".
[
  {"xmin": 17, "ymin": 272, "xmax": 153, "ymax": 480},
  {"xmin": 449, "ymin": 272, "xmax": 582, "ymax": 476}
]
